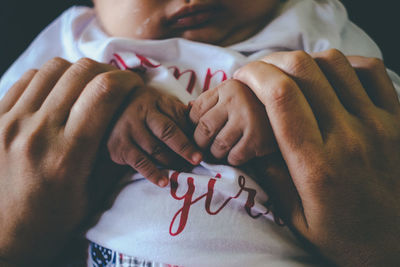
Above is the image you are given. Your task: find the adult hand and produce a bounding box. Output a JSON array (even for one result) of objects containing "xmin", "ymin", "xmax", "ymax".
[
  {"xmin": 234, "ymin": 49, "xmax": 400, "ymax": 266},
  {"xmin": 0, "ymin": 58, "xmax": 141, "ymax": 266}
]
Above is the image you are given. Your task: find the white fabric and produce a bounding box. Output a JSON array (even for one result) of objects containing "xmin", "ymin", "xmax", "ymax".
[{"xmin": 1, "ymin": 0, "xmax": 400, "ymax": 266}]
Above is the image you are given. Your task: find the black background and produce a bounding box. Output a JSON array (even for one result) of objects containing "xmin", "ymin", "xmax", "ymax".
[{"xmin": 0, "ymin": 1, "xmax": 398, "ymax": 77}]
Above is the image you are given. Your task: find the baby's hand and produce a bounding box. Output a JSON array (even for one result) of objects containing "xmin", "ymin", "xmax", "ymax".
[
  {"xmin": 189, "ymin": 79, "xmax": 276, "ymax": 165},
  {"xmin": 108, "ymin": 86, "xmax": 202, "ymax": 187}
]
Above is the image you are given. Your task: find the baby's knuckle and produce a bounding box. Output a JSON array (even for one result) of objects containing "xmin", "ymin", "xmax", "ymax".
[
  {"xmin": 228, "ymin": 151, "xmax": 246, "ymax": 166},
  {"xmin": 24, "ymin": 69, "xmax": 39, "ymax": 78},
  {"xmin": 321, "ymin": 48, "xmax": 345, "ymax": 61},
  {"xmin": 316, "ymin": 49, "xmax": 347, "ymax": 66},
  {"xmin": 212, "ymin": 137, "xmax": 230, "ymax": 153},
  {"xmin": 176, "ymin": 140, "xmax": 192, "ymax": 155},
  {"xmin": 197, "ymin": 118, "xmax": 215, "ymax": 138},
  {"xmin": 0, "ymin": 118, "xmax": 18, "ymax": 150},
  {"xmin": 92, "ymin": 72, "xmax": 121, "ymax": 98},
  {"xmin": 157, "ymin": 120, "xmax": 178, "ymax": 141},
  {"xmin": 131, "ymin": 154, "xmax": 151, "ymax": 171},
  {"xmin": 12, "ymin": 134, "xmax": 37, "ymax": 157}
]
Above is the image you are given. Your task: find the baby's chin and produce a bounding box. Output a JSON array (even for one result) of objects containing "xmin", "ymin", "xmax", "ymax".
[{"xmin": 179, "ymin": 27, "xmax": 232, "ymax": 46}]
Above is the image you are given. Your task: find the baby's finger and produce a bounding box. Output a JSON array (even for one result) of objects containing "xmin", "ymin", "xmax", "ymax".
[
  {"xmin": 210, "ymin": 119, "xmax": 242, "ymax": 160},
  {"xmin": 189, "ymin": 88, "xmax": 219, "ymax": 124},
  {"xmin": 109, "ymin": 139, "xmax": 169, "ymax": 187},
  {"xmin": 147, "ymin": 111, "xmax": 202, "ymax": 165},
  {"xmin": 348, "ymin": 56, "xmax": 400, "ymax": 113},
  {"xmin": 0, "ymin": 69, "xmax": 37, "ymax": 114},
  {"xmin": 194, "ymin": 105, "xmax": 228, "ymax": 149},
  {"xmin": 158, "ymin": 96, "xmax": 192, "ymax": 134},
  {"xmin": 129, "ymin": 121, "xmax": 185, "ymax": 168}
]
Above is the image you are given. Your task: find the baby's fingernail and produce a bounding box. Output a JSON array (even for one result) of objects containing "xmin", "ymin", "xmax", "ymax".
[
  {"xmin": 233, "ymin": 69, "xmax": 240, "ymax": 78},
  {"xmin": 158, "ymin": 177, "xmax": 169, "ymax": 187},
  {"xmin": 191, "ymin": 152, "xmax": 202, "ymax": 164}
]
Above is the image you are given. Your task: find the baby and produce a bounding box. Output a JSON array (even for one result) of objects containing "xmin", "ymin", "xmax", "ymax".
[{"xmin": 1, "ymin": 0, "xmax": 400, "ymax": 266}]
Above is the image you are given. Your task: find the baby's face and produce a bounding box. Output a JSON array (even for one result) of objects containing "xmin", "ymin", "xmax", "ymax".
[{"xmin": 94, "ymin": 0, "xmax": 279, "ymax": 45}]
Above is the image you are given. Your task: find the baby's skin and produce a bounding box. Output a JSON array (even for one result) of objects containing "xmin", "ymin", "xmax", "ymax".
[{"xmin": 107, "ymin": 78, "xmax": 276, "ymax": 186}]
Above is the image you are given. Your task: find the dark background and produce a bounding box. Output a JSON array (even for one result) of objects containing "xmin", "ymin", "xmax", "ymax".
[{"xmin": 0, "ymin": 1, "xmax": 398, "ymax": 77}]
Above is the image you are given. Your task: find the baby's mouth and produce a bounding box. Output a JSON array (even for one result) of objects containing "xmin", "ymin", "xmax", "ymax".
[{"xmin": 166, "ymin": 4, "xmax": 223, "ymax": 30}]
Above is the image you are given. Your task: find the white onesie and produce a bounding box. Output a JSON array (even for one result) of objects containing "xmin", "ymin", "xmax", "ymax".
[{"xmin": 1, "ymin": 0, "xmax": 399, "ymax": 266}]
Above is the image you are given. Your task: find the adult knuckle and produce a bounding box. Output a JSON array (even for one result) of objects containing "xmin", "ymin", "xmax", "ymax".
[
  {"xmin": 268, "ymin": 78, "xmax": 298, "ymax": 107},
  {"xmin": 131, "ymin": 154, "xmax": 151, "ymax": 170},
  {"xmin": 286, "ymin": 50, "xmax": 314, "ymax": 74},
  {"xmin": 75, "ymin": 57, "xmax": 101, "ymax": 71},
  {"xmin": 176, "ymin": 140, "xmax": 192, "ymax": 155},
  {"xmin": 69, "ymin": 130, "xmax": 92, "ymax": 148},
  {"xmin": 36, "ymin": 58, "xmax": 69, "ymax": 78},
  {"xmin": 149, "ymin": 143, "xmax": 166, "ymax": 158}
]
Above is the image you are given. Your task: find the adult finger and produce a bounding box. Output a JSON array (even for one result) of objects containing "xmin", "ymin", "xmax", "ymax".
[
  {"xmin": 0, "ymin": 69, "xmax": 37, "ymax": 114},
  {"xmin": 348, "ymin": 56, "xmax": 400, "ymax": 113},
  {"xmin": 260, "ymin": 51, "xmax": 346, "ymax": 130},
  {"xmin": 40, "ymin": 58, "xmax": 120, "ymax": 124},
  {"xmin": 146, "ymin": 111, "xmax": 203, "ymax": 165},
  {"xmin": 13, "ymin": 58, "xmax": 71, "ymax": 113},
  {"xmin": 234, "ymin": 61, "xmax": 323, "ymax": 197},
  {"xmin": 253, "ymin": 154, "xmax": 306, "ymax": 230},
  {"xmin": 189, "ymin": 87, "xmax": 219, "ymax": 124},
  {"xmin": 64, "ymin": 70, "xmax": 141, "ymax": 150},
  {"xmin": 108, "ymin": 138, "xmax": 169, "ymax": 187},
  {"xmin": 193, "ymin": 105, "xmax": 228, "ymax": 149},
  {"xmin": 312, "ymin": 49, "xmax": 375, "ymax": 116},
  {"xmin": 210, "ymin": 119, "xmax": 242, "ymax": 160}
]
